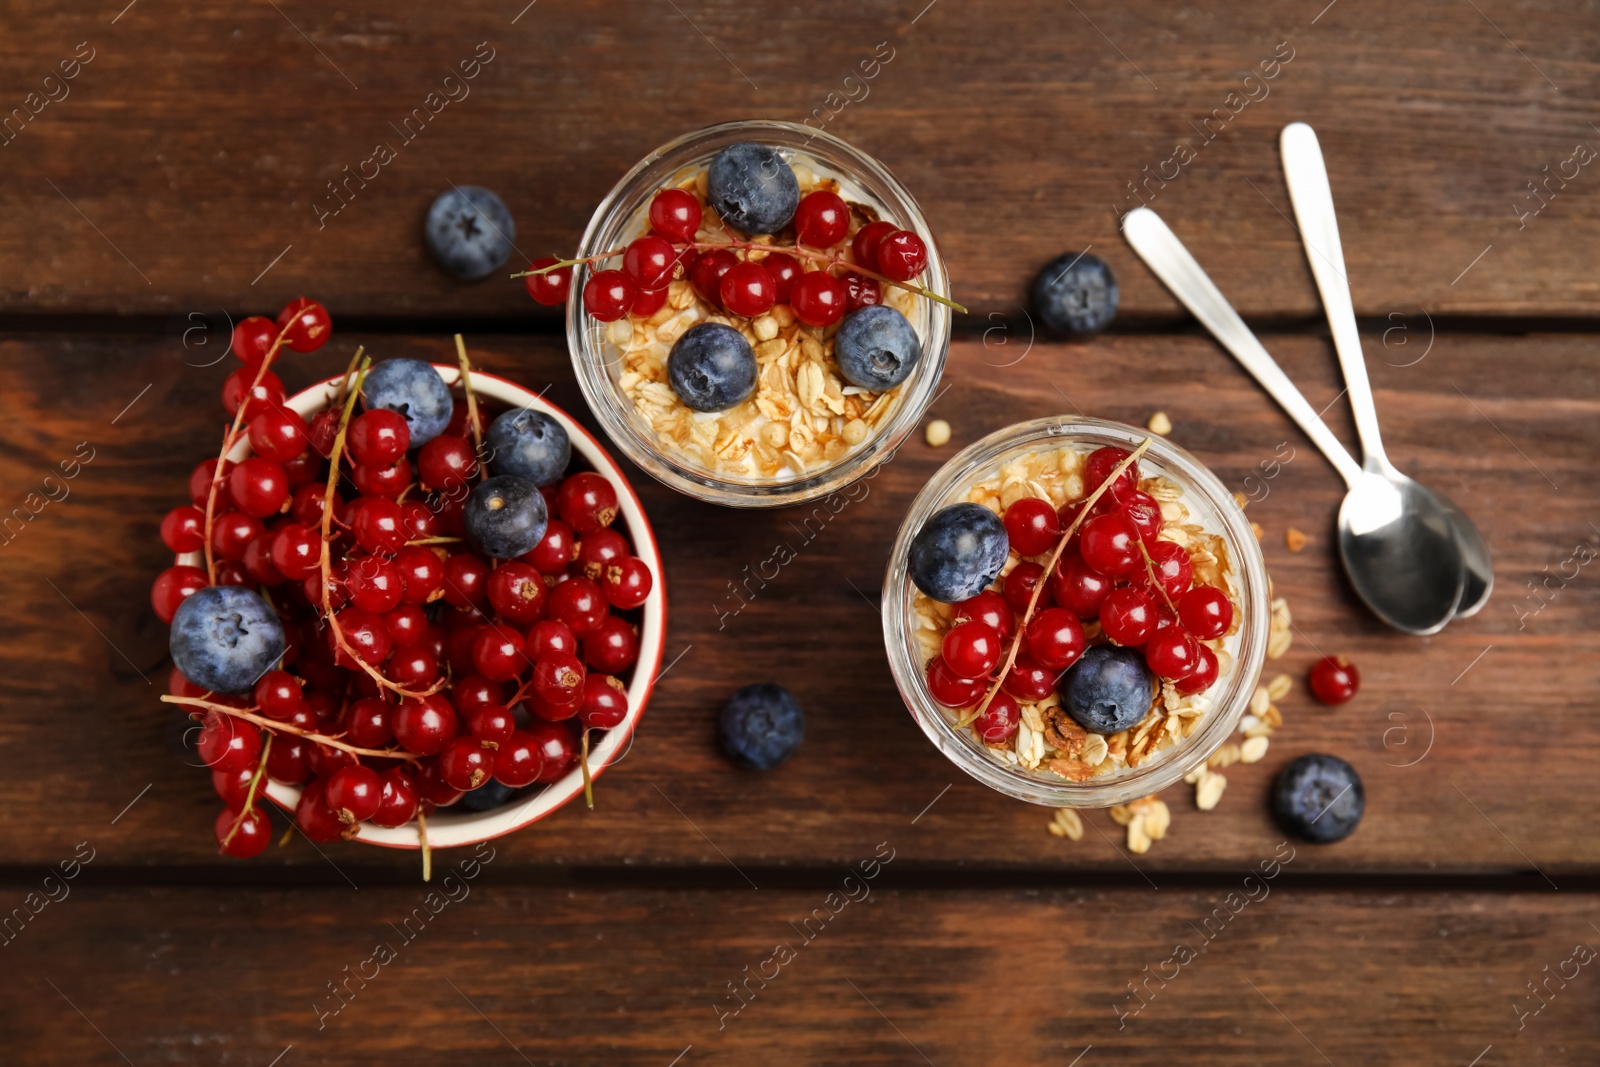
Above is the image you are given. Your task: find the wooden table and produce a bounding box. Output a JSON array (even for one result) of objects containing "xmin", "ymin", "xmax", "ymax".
[{"xmin": 3, "ymin": 2, "xmax": 1597, "ymax": 1063}]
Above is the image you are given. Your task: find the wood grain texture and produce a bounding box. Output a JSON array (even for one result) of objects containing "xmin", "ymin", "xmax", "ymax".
[
  {"xmin": 1, "ymin": 1, "xmax": 1597, "ymax": 319},
  {"xmin": 2, "ymin": 882, "xmax": 1596, "ymax": 1065},
  {"xmin": 1, "ymin": 330, "xmax": 1595, "ymax": 875}
]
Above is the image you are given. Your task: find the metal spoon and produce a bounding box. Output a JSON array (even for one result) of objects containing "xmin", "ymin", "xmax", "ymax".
[
  {"xmin": 1279, "ymin": 121, "xmax": 1492, "ymax": 618},
  {"xmin": 1121, "ymin": 207, "xmax": 1465, "ymax": 634}
]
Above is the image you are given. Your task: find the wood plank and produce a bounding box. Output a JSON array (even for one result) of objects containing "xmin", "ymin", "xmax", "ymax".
[
  {"xmin": 1, "ymin": 331, "xmax": 1596, "ymax": 873},
  {"xmin": 2, "ymin": 882, "xmax": 1595, "ymax": 1064},
  {"xmin": 2, "ymin": 1, "xmax": 1598, "ymax": 318}
]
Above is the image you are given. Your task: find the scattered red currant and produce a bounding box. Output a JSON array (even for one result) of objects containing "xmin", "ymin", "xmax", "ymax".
[{"xmin": 1309, "ymin": 655, "xmax": 1360, "ymax": 704}]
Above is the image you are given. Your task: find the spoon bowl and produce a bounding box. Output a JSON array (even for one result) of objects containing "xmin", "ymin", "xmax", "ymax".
[{"xmin": 1338, "ymin": 465, "xmax": 1465, "ymax": 635}]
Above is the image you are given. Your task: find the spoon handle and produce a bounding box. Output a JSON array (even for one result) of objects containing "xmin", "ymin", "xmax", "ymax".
[
  {"xmin": 1279, "ymin": 122, "xmax": 1389, "ymax": 470},
  {"xmin": 1121, "ymin": 207, "xmax": 1363, "ymax": 488}
]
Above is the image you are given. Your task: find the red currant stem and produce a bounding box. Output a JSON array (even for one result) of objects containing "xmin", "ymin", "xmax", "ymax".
[
  {"xmin": 332, "ymin": 346, "xmax": 364, "ymax": 411},
  {"xmin": 417, "ymin": 812, "xmax": 432, "ymax": 883},
  {"xmin": 452, "ymin": 334, "xmax": 487, "ymax": 484},
  {"xmin": 277, "ymin": 822, "xmax": 295, "ymax": 847},
  {"xmin": 405, "ymin": 535, "xmax": 462, "ymax": 546},
  {"xmin": 956, "ymin": 439, "xmax": 1155, "ymax": 729},
  {"xmin": 508, "ymin": 248, "xmax": 626, "ymax": 279},
  {"xmin": 579, "ymin": 728, "xmax": 594, "ymax": 810},
  {"xmin": 220, "ymin": 732, "xmax": 274, "ymax": 850},
  {"xmin": 1136, "ymin": 540, "xmax": 1181, "ymax": 616},
  {"xmin": 202, "ymin": 318, "xmax": 296, "ymax": 584},
  {"xmin": 160, "ymin": 695, "xmax": 417, "ymax": 759}
]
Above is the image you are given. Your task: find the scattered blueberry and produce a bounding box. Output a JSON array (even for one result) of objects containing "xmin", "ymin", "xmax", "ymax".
[
  {"xmin": 1274, "ymin": 753, "xmax": 1365, "ymax": 843},
  {"xmin": 908, "ymin": 503, "xmax": 1009, "ymax": 603},
  {"xmin": 170, "ymin": 585, "xmax": 286, "ymax": 695},
  {"xmin": 486, "ymin": 408, "xmax": 571, "ymax": 487},
  {"xmin": 424, "ymin": 186, "xmax": 516, "ymax": 281},
  {"xmin": 1030, "ymin": 252, "xmax": 1118, "ymax": 336},
  {"xmin": 463, "ymin": 475, "xmax": 549, "ymax": 559},
  {"xmin": 458, "ymin": 778, "xmax": 518, "ymax": 811},
  {"xmin": 1060, "ymin": 644, "xmax": 1155, "ymax": 735},
  {"xmin": 834, "ymin": 304, "xmax": 921, "ymax": 390},
  {"xmin": 362, "ymin": 358, "xmax": 454, "ymax": 447},
  {"xmin": 720, "ymin": 683, "xmax": 804, "ymax": 770},
  {"xmin": 706, "ymin": 143, "xmax": 800, "ymax": 235},
  {"xmin": 668, "ymin": 322, "xmax": 758, "ymax": 412}
]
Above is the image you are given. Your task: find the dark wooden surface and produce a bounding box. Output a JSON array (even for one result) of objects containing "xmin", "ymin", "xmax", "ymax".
[{"xmin": 4, "ymin": 0, "xmax": 1600, "ymax": 1061}]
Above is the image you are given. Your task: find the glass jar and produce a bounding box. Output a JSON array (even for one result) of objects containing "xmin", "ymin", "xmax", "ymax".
[
  {"xmin": 568, "ymin": 120, "xmax": 951, "ymax": 508},
  {"xmin": 881, "ymin": 417, "xmax": 1271, "ymax": 807}
]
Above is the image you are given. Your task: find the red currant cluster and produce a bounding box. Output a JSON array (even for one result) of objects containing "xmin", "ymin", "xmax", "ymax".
[
  {"xmin": 924, "ymin": 446, "xmax": 1236, "ymax": 747},
  {"xmin": 521, "ymin": 185, "xmax": 931, "ymax": 329},
  {"xmin": 155, "ymin": 316, "xmax": 655, "ymax": 860}
]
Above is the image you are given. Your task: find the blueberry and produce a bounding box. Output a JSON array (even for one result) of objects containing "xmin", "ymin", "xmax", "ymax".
[
  {"xmin": 486, "ymin": 408, "xmax": 571, "ymax": 487},
  {"xmin": 463, "ymin": 475, "xmax": 548, "ymax": 559},
  {"xmin": 706, "ymin": 143, "xmax": 800, "ymax": 236},
  {"xmin": 1060, "ymin": 644, "xmax": 1155, "ymax": 735},
  {"xmin": 1030, "ymin": 252, "xmax": 1118, "ymax": 336},
  {"xmin": 834, "ymin": 305, "xmax": 921, "ymax": 391},
  {"xmin": 1274, "ymin": 753, "xmax": 1365, "ymax": 843},
  {"xmin": 908, "ymin": 503, "xmax": 1009, "ymax": 603},
  {"xmin": 719, "ymin": 683, "xmax": 804, "ymax": 770},
  {"xmin": 362, "ymin": 358, "xmax": 454, "ymax": 447},
  {"xmin": 169, "ymin": 585, "xmax": 286, "ymax": 695},
  {"xmin": 424, "ymin": 186, "xmax": 516, "ymax": 281},
  {"xmin": 668, "ymin": 322, "xmax": 757, "ymax": 412},
  {"xmin": 458, "ymin": 778, "xmax": 518, "ymax": 812}
]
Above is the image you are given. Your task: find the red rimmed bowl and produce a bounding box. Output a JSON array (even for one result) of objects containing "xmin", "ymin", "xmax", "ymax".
[{"xmin": 176, "ymin": 363, "xmax": 666, "ymax": 849}]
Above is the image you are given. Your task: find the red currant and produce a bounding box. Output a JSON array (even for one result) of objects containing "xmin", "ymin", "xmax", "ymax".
[
  {"xmin": 412, "ymin": 757, "xmax": 464, "ymax": 809},
  {"xmin": 384, "ymin": 603, "xmax": 429, "ymax": 647},
  {"xmin": 528, "ymin": 721, "xmax": 579, "ymax": 782},
  {"xmin": 307, "ymin": 409, "xmax": 340, "ymax": 457},
  {"xmin": 1002, "ymin": 561, "xmax": 1050, "ymax": 615},
  {"xmin": 548, "ymin": 576, "xmax": 608, "ymax": 635},
  {"xmin": 1132, "ymin": 540, "xmax": 1193, "ymax": 600},
  {"xmin": 160, "ymin": 505, "xmax": 206, "ymax": 553},
  {"xmin": 242, "ymin": 533, "xmax": 284, "ymax": 584},
  {"xmin": 1003, "ymin": 655, "xmax": 1060, "ymax": 701},
  {"xmin": 332, "ymin": 608, "xmax": 392, "ymax": 667},
  {"xmin": 1177, "ymin": 585, "xmax": 1233, "ymax": 640},
  {"xmin": 486, "ymin": 561, "xmax": 547, "ymax": 625},
  {"xmin": 842, "ymin": 271, "xmax": 881, "ymax": 311},
  {"xmin": 602, "ymin": 556, "xmax": 653, "ymax": 610},
  {"xmin": 214, "ymin": 560, "xmax": 251, "ymax": 586},
  {"xmin": 1115, "ymin": 489, "xmax": 1163, "ymax": 545},
  {"xmin": 222, "ymin": 367, "xmax": 286, "ymax": 420},
  {"xmin": 530, "ymin": 688, "xmax": 582, "ymax": 722},
  {"xmin": 346, "ymin": 697, "xmax": 394, "ymax": 748},
  {"xmin": 875, "ymin": 230, "xmax": 928, "ymax": 281},
  {"xmin": 452, "ymin": 675, "xmax": 507, "ymax": 718},
  {"xmin": 794, "ymin": 190, "xmax": 850, "ymax": 247},
  {"xmin": 690, "ymin": 248, "xmax": 740, "ymax": 308},
  {"xmin": 579, "ymin": 674, "xmax": 629, "ymax": 729},
  {"xmin": 953, "ymin": 590, "xmax": 1015, "ymax": 638},
  {"xmin": 524, "ymin": 257, "xmax": 573, "ymax": 306},
  {"xmin": 471, "ymin": 623, "xmax": 528, "ymax": 682},
  {"xmin": 649, "ymin": 187, "xmax": 702, "ymax": 242},
  {"xmin": 926, "ymin": 654, "xmax": 986, "ymax": 708},
  {"xmin": 1085, "ymin": 446, "xmax": 1139, "ymax": 497},
  {"xmin": 973, "ymin": 692, "xmax": 1022, "ymax": 745},
  {"xmin": 1145, "ymin": 627, "xmax": 1200, "ymax": 680},
  {"xmin": 851, "ymin": 220, "xmax": 897, "ymax": 271},
  {"xmin": 231, "ymin": 315, "xmax": 278, "ymax": 365},
  {"xmin": 276, "ymin": 297, "xmax": 331, "ymax": 352},
  {"xmin": 466, "ymin": 703, "xmax": 516, "ymax": 745},
  {"xmin": 524, "ymin": 518, "xmax": 576, "ymax": 573},
  {"xmin": 438, "ymin": 736, "xmax": 495, "ymax": 792},
  {"xmin": 1100, "ymin": 587, "xmax": 1158, "ymax": 646},
  {"xmin": 400, "ymin": 500, "xmax": 437, "ymax": 541},
  {"xmin": 533, "ymin": 651, "xmax": 586, "ymax": 706},
  {"xmin": 351, "ymin": 457, "xmax": 411, "ymax": 500},
  {"xmin": 211, "ymin": 510, "xmax": 264, "ymax": 562},
  {"xmin": 266, "ymin": 735, "xmax": 311, "ymax": 783},
  {"xmin": 720, "ymin": 261, "xmax": 777, "ymax": 317},
  {"xmin": 370, "ymin": 768, "xmax": 419, "ymax": 827},
  {"xmin": 1175, "ymin": 645, "xmax": 1219, "ymax": 695},
  {"xmin": 527, "ymin": 619, "xmax": 578, "ymax": 660},
  {"xmin": 196, "ymin": 711, "xmax": 261, "ymax": 774},
  {"xmin": 583, "ymin": 615, "xmax": 639, "ymax": 673},
  {"xmin": 790, "ymin": 271, "xmax": 847, "ymax": 327},
  {"xmin": 351, "ymin": 498, "xmax": 406, "ymax": 555},
  {"xmin": 623, "ymin": 235, "xmax": 678, "ymax": 291},
  {"xmin": 215, "ymin": 807, "xmax": 272, "ymax": 857},
  {"xmin": 294, "ymin": 780, "xmax": 346, "ymax": 842},
  {"xmin": 269, "ymin": 523, "xmax": 320, "ymax": 580},
  {"xmin": 228, "ymin": 457, "xmax": 289, "ymax": 518},
  {"xmin": 254, "ymin": 670, "xmax": 304, "ymax": 720},
  {"xmin": 1003, "ymin": 497, "xmax": 1061, "ymax": 556},
  {"xmin": 392, "ymin": 545, "xmax": 444, "ymax": 605},
  {"xmin": 1309, "ymin": 655, "xmax": 1360, "ymax": 704},
  {"xmin": 941, "ymin": 620, "xmax": 1003, "ymax": 679},
  {"xmin": 348, "ymin": 409, "xmax": 411, "ymax": 468},
  {"xmin": 442, "ymin": 553, "xmax": 491, "ymax": 609},
  {"xmin": 1079, "ymin": 512, "xmax": 1142, "ymax": 578},
  {"xmin": 762, "ymin": 252, "xmax": 801, "ymax": 302},
  {"xmin": 1051, "ymin": 552, "xmax": 1113, "ymax": 618},
  {"xmin": 393, "ymin": 694, "xmax": 457, "ymax": 755},
  {"xmin": 1025, "ymin": 608, "xmax": 1086, "ymax": 670},
  {"xmin": 577, "ymin": 528, "xmax": 629, "ymax": 580},
  {"xmin": 326, "ymin": 765, "xmax": 383, "ymax": 823},
  {"xmin": 213, "ymin": 766, "xmax": 257, "ymax": 809},
  {"xmin": 632, "ymin": 286, "xmax": 668, "ymax": 317},
  {"xmin": 189, "ymin": 457, "xmax": 228, "ymax": 507},
  {"xmin": 282, "ymin": 449, "xmax": 320, "ymax": 490},
  {"xmin": 248, "ymin": 407, "xmax": 310, "ymax": 464},
  {"xmin": 347, "ymin": 554, "xmax": 404, "ymax": 613},
  {"xmin": 557, "ymin": 473, "xmax": 618, "ymax": 532},
  {"xmin": 583, "ymin": 269, "xmax": 636, "ymax": 322},
  {"xmin": 494, "ymin": 731, "xmax": 545, "ymax": 787}
]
